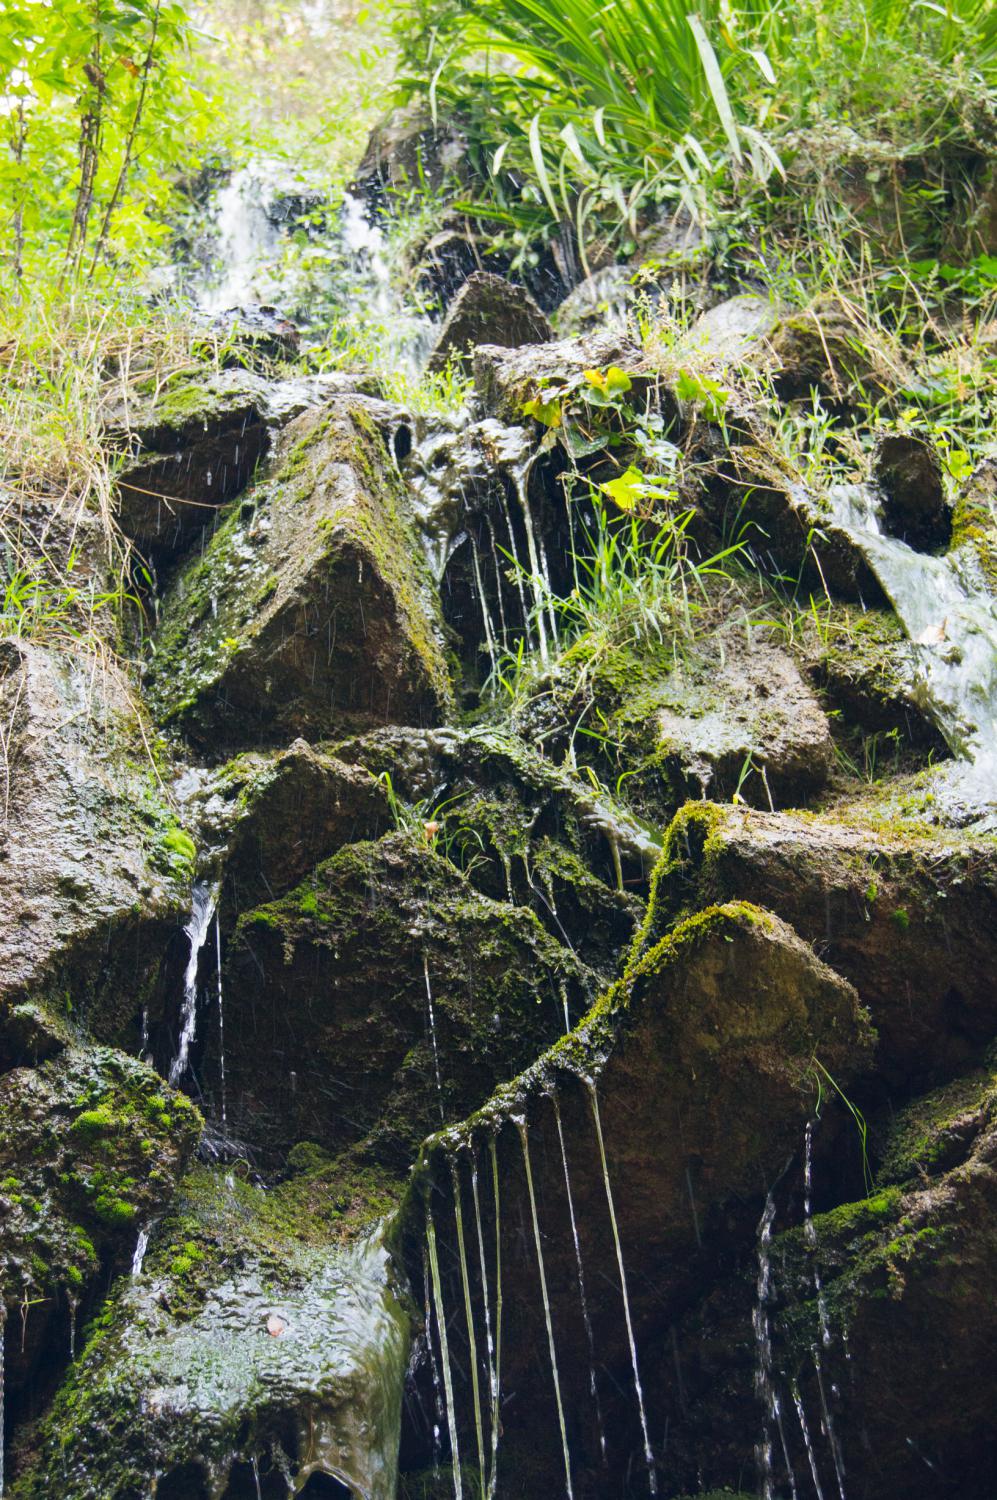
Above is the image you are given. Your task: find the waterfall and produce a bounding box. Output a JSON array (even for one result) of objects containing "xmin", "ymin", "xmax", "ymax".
[
  {"xmin": 426, "ymin": 1199, "xmax": 463, "ymax": 1500},
  {"xmin": 68, "ymin": 1294, "xmax": 77, "ymax": 1361},
  {"xmin": 422, "ymin": 1246, "xmax": 445, "ymax": 1474},
  {"xmin": 516, "ymin": 1119, "xmax": 574, "ymax": 1499},
  {"xmin": 803, "ymin": 1121, "xmax": 831, "ymax": 1347},
  {"xmin": 132, "ymin": 1221, "xmax": 155, "ymax": 1280},
  {"xmin": 196, "ymin": 165, "xmax": 281, "ymax": 314},
  {"xmin": 489, "ymin": 1136, "xmax": 504, "ymax": 1497},
  {"xmin": 553, "ymin": 1092, "xmax": 607, "ymax": 1463},
  {"xmin": 451, "ymin": 1160, "xmax": 487, "ymax": 1496},
  {"xmin": 585, "ymin": 1079, "xmax": 658, "ymax": 1496},
  {"xmin": 169, "ymin": 881, "xmax": 219, "ymax": 1087}
]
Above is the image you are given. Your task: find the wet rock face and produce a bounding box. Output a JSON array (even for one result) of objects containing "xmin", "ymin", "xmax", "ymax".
[
  {"xmin": 656, "ymin": 802, "xmax": 997, "ymax": 1084},
  {"xmin": 111, "ymin": 369, "xmax": 273, "ymax": 558},
  {"xmin": 473, "ymin": 329, "xmax": 654, "ymax": 423},
  {"xmin": 1, "ymin": 1046, "xmax": 200, "ymax": 1425},
  {"xmin": 217, "ymin": 831, "xmax": 591, "ymax": 1167},
  {"xmin": 681, "ymin": 292, "xmax": 779, "ymax": 367},
  {"xmin": 426, "ymin": 270, "xmax": 552, "ymax": 373},
  {"xmin": 146, "ymin": 397, "xmax": 453, "ymax": 754},
  {"xmin": 12, "ymin": 1167, "xmax": 410, "ymax": 1500},
  {"xmin": 187, "ymin": 739, "xmax": 391, "ymax": 913},
  {"xmin": 873, "ymin": 432, "xmax": 950, "ymax": 551},
  {"xmin": 0, "ymin": 640, "xmax": 190, "ymax": 1063},
  {"xmin": 408, "ymin": 903, "xmax": 871, "ymax": 1496}
]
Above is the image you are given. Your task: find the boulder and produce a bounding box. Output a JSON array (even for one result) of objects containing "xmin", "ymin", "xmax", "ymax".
[
  {"xmin": 111, "ymin": 369, "xmax": 273, "ymax": 558},
  {"xmin": 874, "ymin": 431, "xmax": 950, "ymax": 550},
  {"xmin": 402, "ymin": 902, "xmax": 870, "ymax": 1494},
  {"xmin": 951, "ymin": 455, "xmax": 997, "ymax": 594},
  {"xmin": 769, "ymin": 294, "xmax": 908, "ymax": 402},
  {"xmin": 353, "ymin": 103, "xmax": 468, "ymax": 200},
  {"xmin": 680, "ymin": 292, "xmax": 780, "ymax": 367},
  {"xmin": 186, "ymin": 739, "xmax": 391, "ymax": 913},
  {"xmin": 145, "ymin": 397, "xmax": 453, "ymax": 755},
  {"xmin": 0, "ymin": 640, "xmax": 192, "ymax": 1063},
  {"xmin": 215, "ymin": 830, "xmax": 591, "ymax": 1166},
  {"xmin": 554, "ymin": 266, "xmax": 634, "ymax": 337},
  {"xmin": 473, "ymin": 329, "xmax": 652, "ymax": 424},
  {"xmin": 426, "ymin": 270, "xmax": 552, "ymax": 373},
  {"xmin": 10, "ymin": 1165, "xmax": 410, "ymax": 1500},
  {"xmin": 1, "ymin": 1046, "xmax": 200, "ymax": 1420},
  {"xmin": 651, "ymin": 799, "xmax": 997, "ymax": 1083},
  {"xmin": 703, "ymin": 443, "xmax": 887, "ymax": 602}
]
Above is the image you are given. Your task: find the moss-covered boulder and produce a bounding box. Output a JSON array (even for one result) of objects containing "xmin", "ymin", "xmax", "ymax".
[
  {"xmin": 330, "ymin": 723, "xmax": 653, "ymax": 974},
  {"xmin": 402, "ymin": 902, "xmax": 870, "ymax": 1495},
  {"xmin": 9, "ymin": 1165, "xmax": 410, "ymax": 1500},
  {"xmin": 514, "ymin": 628, "xmax": 834, "ymax": 820},
  {"xmin": 426, "ymin": 270, "xmax": 552, "ymax": 373},
  {"xmin": 0, "ymin": 641, "xmax": 193, "ymax": 1063},
  {"xmin": 651, "ymin": 799, "xmax": 997, "ymax": 1082},
  {"xmin": 111, "ymin": 369, "xmax": 272, "ymax": 557},
  {"xmin": 186, "ymin": 738, "xmax": 391, "ymax": 912},
  {"xmin": 215, "ymin": 829, "xmax": 591, "ymax": 1166},
  {"xmin": 759, "ymin": 1080, "xmax": 997, "ymax": 1499},
  {"xmin": 146, "ymin": 397, "xmax": 453, "ymax": 754},
  {"xmin": 1, "ymin": 1046, "xmax": 200, "ymax": 1420},
  {"xmin": 950, "ymin": 455, "xmax": 997, "ymax": 596}
]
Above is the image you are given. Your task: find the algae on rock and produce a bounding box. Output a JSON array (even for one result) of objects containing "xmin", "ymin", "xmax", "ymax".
[{"xmin": 147, "ymin": 396, "xmax": 454, "ymax": 754}]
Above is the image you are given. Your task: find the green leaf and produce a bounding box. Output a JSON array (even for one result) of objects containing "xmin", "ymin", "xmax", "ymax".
[{"xmin": 600, "ymin": 464, "xmax": 645, "ymax": 511}]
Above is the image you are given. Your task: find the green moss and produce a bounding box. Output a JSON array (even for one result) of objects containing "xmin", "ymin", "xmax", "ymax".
[
  {"xmin": 93, "ymin": 1192, "xmax": 137, "ymax": 1228},
  {"xmin": 70, "ymin": 1105, "xmax": 117, "ymax": 1143}
]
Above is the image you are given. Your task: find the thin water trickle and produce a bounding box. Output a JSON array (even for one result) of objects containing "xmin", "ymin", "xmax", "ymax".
[
  {"xmin": 215, "ymin": 909, "xmax": 227, "ymax": 1131},
  {"xmin": 169, "ymin": 881, "xmax": 219, "ymax": 1087},
  {"xmin": 67, "ymin": 1294, "xmax": 78, "ymax": 1361},
  {"xmin": 423, "ymin": 953, "xmax": 445, "ymax": 1124},
  {"xmin": 489, "ymin": 1135, "xmax": 504, "ymax": 1499},
  {"xmin": 586, "ymin": 1080, "xmax": 658, "ymax": 1496},
  {"xmin": 426, "ymin": 1200, "xmax": 463, "ymax": 1500},
  {"xmin": 469, "ymin": 1152, "xmax": 500, "ymax": 1497},
  {"xmin": 470, "ymin": 540, "xmax": 500, "ymax": 683},
  {"xmin": 422, "ymin": 1247, "xmax": 445, "ymax": 1474},
  {"xmin": 132, "ymin": 1221, "xmax": 155, "ymax": 1279},
  {"xmin": 803, "ymin": 1122, "xmax": 831, "ymax": 1348},
  {"xmin": 452, "ymin": 1160, "xmax": 487, "ymax": 1497},
  {"xmin": 792, "ymin": 1384, "xmax": 826, "ymax": 1500},
  {"xmin": 754, "ymin": 1190, "xmax": 798, "ymax": 1500},
  {"xmin": 516, "ymin": 1119, "xmax": 574, "ymax": 1499},
  {"xmin": 553, "ymin": 1093, "xmax": 607, "ymax": 1464},
  {"xmin": 812, "ymin": 1347, "xmax": 847, "ymax": 1500}
]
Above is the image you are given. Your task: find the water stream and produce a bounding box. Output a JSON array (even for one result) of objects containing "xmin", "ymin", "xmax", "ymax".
[
  {"xmin": 169, "ymin": 880, "xmax": 220, "ymax": 1088},
  {"xmin": 820, "ymin": 482, "xmax": 997, "ymax": 817},
  {"xmin": 451, "ymin": 1160, "xmax": 487, "ymax": 1496},
  {"xmin": 552, "ymin": 1092, "xmax": 607, "ymax": 1463},
  {"xmin": 469, "ymin": 1152, "xmax": 500, "ymax": 1497},
  {"xmin": 426, "ymin": 1200, "xmax": 464, "ymax": 1500}
]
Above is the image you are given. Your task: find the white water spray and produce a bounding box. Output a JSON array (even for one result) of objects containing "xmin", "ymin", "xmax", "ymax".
[{"xmin": 169, "ymin": 881, "xmax": 219, "ymax": 1087}]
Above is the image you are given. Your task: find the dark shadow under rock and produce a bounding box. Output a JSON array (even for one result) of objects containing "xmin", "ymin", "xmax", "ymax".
[{"xmin": 874, "ymin": 432, "xmax": 951, "ymax": 551}]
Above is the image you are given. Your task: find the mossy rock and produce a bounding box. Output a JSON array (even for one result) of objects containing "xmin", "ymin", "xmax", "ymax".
[
  {"xmin": 647, "ymin": 797, "xmax": 997, "ymax": 1083},
  {"xmin": 214, "ymin": 829, "xmax": 591, "ymax": 1166},
  {"xmin": 0, "ymin": 641, "xmax": 192, "ymax": 1060},
  {"xmin": 0, "ymin": 1045, "xmax": 200, "ymax": 1413},
  {"xmin": 950, "ymin": 456, "xmax": 997, "ymax": 596},
  {"xmin": 400, "ymin": 901, "xmax": 870, "ymax": 1494},
  {"xmin": 146, "ymin": 396, "xmax": 454, "ymax": 755},
  {"xmin": 9, "ymin": 1165, "xmax": 410, "ymax": 1500}
]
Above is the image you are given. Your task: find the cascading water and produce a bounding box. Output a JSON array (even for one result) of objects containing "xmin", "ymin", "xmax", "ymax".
[
  {"xmin": 426, "ymin": 1199, "xmax": 464, "ymax": 1500},
  {"xmin": 451, "ymin": 1160, "xmax": 487, "ymax": 1497},
  {"xmin": 169, "ymin": 880, "xmax": 219, "ymax": 1088},
  {"xmin": 820, "ymin": 481, "xmax": 997, "ymax": 817},
  {"xmin": 469, "ymin": 1149, "xmax": 501, "ymax": 1498},
  {"xmin": 423, "ymin": 953, "xmax": 445, "ymax": 1123},
  {"xmin": 754, "ymin": 1189, "xmax": 798, "ymax": 1500},
  {"xmin": 215, "ymin": 909, "xmax": 227, "ymax": 1132},
  {"xmin": 195, "ymin": 164, "xmax": 282, "ymax": 314}
]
